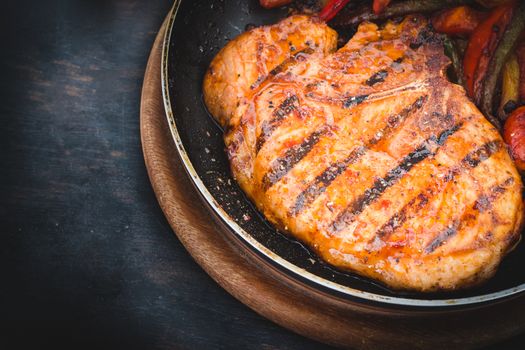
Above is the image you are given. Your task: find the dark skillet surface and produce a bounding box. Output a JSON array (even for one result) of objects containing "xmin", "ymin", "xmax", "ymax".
[{"xmin": 166, "ymin": 0, "xmax": 525, "ymax": 302}]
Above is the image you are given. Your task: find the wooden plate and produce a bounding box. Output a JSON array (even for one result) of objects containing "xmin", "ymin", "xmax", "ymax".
[{"xmin": 142, "ymin": 7, "xmax": 525, "ymax": 349}]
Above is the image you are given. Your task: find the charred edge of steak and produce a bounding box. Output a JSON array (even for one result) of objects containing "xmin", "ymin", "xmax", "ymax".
[
  {"xmin": 290, "ymin": 95, "xmax": 427, "ymax": 216},
  {"xmin": 330, "ymin": 122, "xmax": 463, "ymax": 234}
]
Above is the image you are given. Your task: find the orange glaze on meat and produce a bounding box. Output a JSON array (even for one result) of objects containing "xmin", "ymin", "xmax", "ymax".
[{"xmin": 203, "ymin": 15, "xmax": 524, "ymax": 291}]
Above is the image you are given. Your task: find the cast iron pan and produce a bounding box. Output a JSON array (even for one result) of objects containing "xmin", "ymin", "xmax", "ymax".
[{"xmin": 161, "ymin": 0, "xmax": 525, "ymax": 307}]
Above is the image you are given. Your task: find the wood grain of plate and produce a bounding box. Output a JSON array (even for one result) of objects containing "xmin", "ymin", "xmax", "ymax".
[{"xmin": 141, "ymin": 10, "xmax": 525, "ymax": 349}]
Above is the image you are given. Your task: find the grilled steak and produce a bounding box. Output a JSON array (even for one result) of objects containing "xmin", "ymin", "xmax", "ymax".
[{"xmin": 203, "ymin": 15, "xmax": 524, "ymax": 291}]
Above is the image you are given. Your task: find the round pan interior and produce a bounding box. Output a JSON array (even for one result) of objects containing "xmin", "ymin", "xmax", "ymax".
[{"xmin": 162, "ymin": 0, "xmax": 525, "ymax": 307}]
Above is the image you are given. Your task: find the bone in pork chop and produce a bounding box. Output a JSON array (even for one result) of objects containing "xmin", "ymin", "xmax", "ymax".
[{"xmin": 203, "ymin": 15, "xmax": 524, "ymax": 291}]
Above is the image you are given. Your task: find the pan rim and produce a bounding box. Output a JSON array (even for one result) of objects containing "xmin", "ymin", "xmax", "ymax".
[{"xmin": 160, "ymin": 0, "xmax": 525, "ymax": 307}]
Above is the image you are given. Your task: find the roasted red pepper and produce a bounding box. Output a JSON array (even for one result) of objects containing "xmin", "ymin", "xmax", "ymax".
[
  {"xmin": 463, "ymin": 1, "xmax": 515, "ymax": 101},
  {"xmin": 431, "ymin": 6, "xmax": 486, "ymax": 36},
  {"xmin": 319, "ymin": 0, "xmax": 351, "ymax": 22},
  {"xmin": 504, "ymin": 106, "xmax": 525, "ymax": 171},
  {"xmin": 259, "ymin": 0, "xmax": 292, "ymax": 9},
  {"xmin": 373, "ymin": 0, "xmax": 392, "ymax": 15}
]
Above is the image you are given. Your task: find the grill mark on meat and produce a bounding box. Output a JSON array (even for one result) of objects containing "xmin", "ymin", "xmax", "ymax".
[
  {"xmin": 425, "ymin": 220, "xmax": 461, "ymax": 254},
  {"xmin": 343, "ymin": 94, "xmax": 369, "ymax": 108},
  {"xmin": 463, "ymin": 140, "xmax": 503, "ymax": 168},
  {"xmin": 364, "ymin": 57, "xmax": 405, "ymax": 87},
  {"xmin": 256, "ymin": 95, "xmax": 299, "ymax": 153},
  {"xmin": 261, "ymin": 127, "xmax": 329, "ymax": 191},
  {"xmin": 425, "ymin": 176, "xmax": 513, "ymax": 254},
  {"xmin": 474, "ymin": 177, "xmax": 514, "ymax": 212},
  {"xmin": 374, "ymin": 139, "xmax": 505, "ymax": 243},
  {"xmin": 329, "ymin": 123, "xmax": 463, "ymax": 234},
  {"xmin": 393, "ymin": 57, "xmax": 404, "ymax": 64},
  {"xmin": 291, "ymin": 146, "xmax": 367, "ymax": 216},
  {"xmin": 365, "ymin": 69, "xmax": 389, "ymax": 86},
  {"xmin": 375, "ymin": 193, "xmax": 429, "ymax": 240},
  {"xmin": 250, "ymin": 47, "xmax": 315, "ymax": 90},
  {"xmin": 290, "ymin": 96, "xmax": 427, "ymax": 216}
]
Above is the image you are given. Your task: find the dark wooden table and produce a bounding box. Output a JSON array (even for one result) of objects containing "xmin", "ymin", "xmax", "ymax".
[{"xmin": 1, "ymin": 0, "xmax": 523, "ymax": 348}]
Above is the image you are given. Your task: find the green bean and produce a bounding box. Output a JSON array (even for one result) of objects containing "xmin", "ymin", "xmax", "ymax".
[
  {"xmin": 480, "ymin": 1, "xmax": 525, "ymax": 123},
  {"xmin": 332, "ymin": 0, "xmax": 474, "ymax": 27},
  {"xmin": 444, "ymin": 36, "xmax": 465, "ymax": 86}
]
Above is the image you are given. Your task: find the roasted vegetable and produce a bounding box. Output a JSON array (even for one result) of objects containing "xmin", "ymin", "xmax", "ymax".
[
  {"xmin": 454, "ymin": 38, "xmax": 468, "ymax": 55},
  {"xmin": 517, "ymin": 39, "xmax": 525, "ymax": 103},
  {"xmin": 504, "ymin": 106, "xmax": 525, "ymax": 171},
  {"xmin": 463, "ymin": 1, "xmax": 515, "ymax": 102},
  {"xmin": 259, "ymin": 0, "xmax": 292, "ymax": 9},
  {"xmin": 476, "ymin": 0, "xmax": 514, "ymax": 8},
  {"xmin": 332, "ymin": 0, "xmax": 472, "ymax": 27},
  {"xmin": 431, "ymin": 6, "xmax": 486, "ymax": 36},
  {"xmin": 444, "ymin": 36, "xmax": 465, "ymax": 85},
  {"xmin": 373, "ymin": 0, "xmax": 392, "ymax": 15},
  {"xmin": 480, "ymin": 1, "xmax": 525, "ymax": 120},
  {"xmin": 319, "ymin": 0, "xmax": 351, "ymax": 21},
  {"xmin": 498, "ymin": 54, "xmax": 520, "ymax": 119}
]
